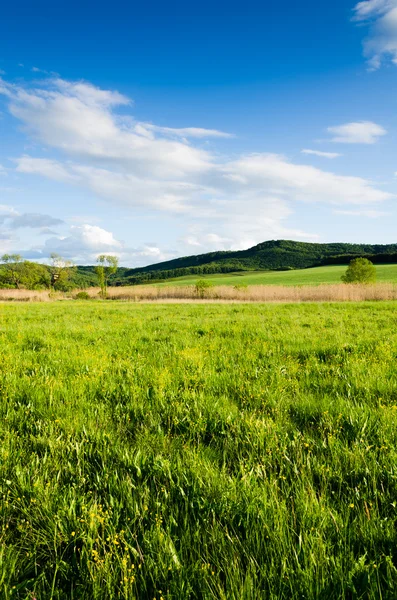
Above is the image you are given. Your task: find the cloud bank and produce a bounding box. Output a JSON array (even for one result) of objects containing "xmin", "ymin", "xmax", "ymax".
[{"xmin": 0, "ymin": 76, "xmax": 393, "ymax": 261}]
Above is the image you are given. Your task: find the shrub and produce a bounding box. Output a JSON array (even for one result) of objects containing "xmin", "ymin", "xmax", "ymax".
[
  {"xmin": 234, "ymin": 284, "xmax": 248, "ymax": 292},
  {"xmin": 74, "ymin": 291, "xmax": 90, "ymax": 300},
  {"xmin": 195, "ymin": 279, "xmax": 214, "ymax": 298},
  {"xmin": 341, "ymin": 258, "xmax": 377, "ymax": 284}
]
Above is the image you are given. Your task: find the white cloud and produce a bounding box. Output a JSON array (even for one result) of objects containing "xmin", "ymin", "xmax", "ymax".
[
  {"xmin": 0, "ymin": 204, "xmax": 18, "ymax": 217},
  {"xmin": 181, "ymin": 233, "xmax": 233, "ymax": 250},
  {"xmin": 6, "ymin": 213, "xmax": 64, "ymax": 229},
  {"xmin": 31, "ymin": 67, "xmax": 48, "ymax": 74},
  {"xmin": 0, "ymin": 205, "xmax": 64, "ymax": 232},
  {"xmin": 43, "ymin": 224, "xmax": 122, "ymax": 259},
  {"xmin": 0, "ymin": 206, "xmax": 65, "ymax": 259},
  {"xmin": 130, "ymin": 245, "xmax": 169, "ymax": 264},
  {"xmin": 1, "ymin": 76, "xmax": 395, "ymax": 257},
  {"xmin": 140, "ymin": 123, "xmax": 233, "ymax": 139},
  {"xmin": 0, "ymin": 207, "xmax": 20, "ymax": 251},
  {"xmin": 39, "ymin": 228, "xmax": 59, "ymax": 236},
  {"xmin": 334, "ymin": 209, "xmax": 389, "ymax": 217},
  {"xmin": 15, "ymin": 156, "xmax": 78, "ymax": 183},
  {"xmin": 15, "ymin": 158, "xmax": 199, "ymax": 212},
  {"xmin": 39, "ymin": 224, "xmax": 172, "ymax": 266},
  {"xmin": 4, "ymin": 78, "xmax": 212, "ymax": 179},
  {"xmin": 327, "ymin": 121, "xmax": 387, "ymax": 144},
  {"xmin": 0, "ymin": 231, "xmax": 18, "ymax": 251},
  {"xmin": 14, "ymin": 151, "xmax": 392, "ymax": 254},
  {"xmin": 221, "ymin": 153, "xmax": 391, "ymax": 205},
  {"xmin": 52, "ymin": 78, "xmax": 130, "ymax": 107},
  {"xmin": 301, "ymin": 149, "xmax": 342, "ymax": 158},
  {"xmin": 353, "ymin": 0, "xmax": 392, "ymax": 20},
  {"xmin": 353, "ymin": 0, "xmax": 397, "ymax": 69}
]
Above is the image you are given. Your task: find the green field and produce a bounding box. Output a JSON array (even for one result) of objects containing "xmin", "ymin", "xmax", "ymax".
[
  {"xmin": 157, "ymin": 263, "xmax": 397, "ymax": 286},
  {"xmin": 2, "ymin": 302, "xmax": 397, "ymax": 599}
]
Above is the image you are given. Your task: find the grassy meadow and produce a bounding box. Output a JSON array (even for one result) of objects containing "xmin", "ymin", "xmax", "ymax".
[
  {"xmin": 1, "ymin": 302, "xmax": 397, "ymax": 598},
  {"xmin": 156, "ymin": 264, "xmax": 397, "ymax": 287}
]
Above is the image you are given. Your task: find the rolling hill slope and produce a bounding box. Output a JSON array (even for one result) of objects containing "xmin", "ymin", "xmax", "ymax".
[
  {"xmin": 82, "ymin": 240, "xmax": 397, "ymax": 286},
  {"xmin": 156, "ymin": 264, "xmax": 397, "ymax": 287}
]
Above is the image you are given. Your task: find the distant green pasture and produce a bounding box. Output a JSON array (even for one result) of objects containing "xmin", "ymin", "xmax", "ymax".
[{"xmin": 156, "ymin": 263, "xmax": 397, "ymax": 286}]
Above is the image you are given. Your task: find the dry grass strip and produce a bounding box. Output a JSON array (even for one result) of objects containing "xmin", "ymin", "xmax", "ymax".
[{"xmin": 1, "ymin": 283, "xmax": 396, "ymax": 303}]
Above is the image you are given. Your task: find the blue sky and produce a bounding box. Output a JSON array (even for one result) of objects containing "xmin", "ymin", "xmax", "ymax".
[{"xmin": 0, "ymin": 0, "xmax": 397, "ymax": 265}]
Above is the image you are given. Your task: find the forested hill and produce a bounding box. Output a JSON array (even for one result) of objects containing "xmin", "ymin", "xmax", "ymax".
[{"xmin": 96, "ymin": 240, "xmax": 397, "ymax": 285}]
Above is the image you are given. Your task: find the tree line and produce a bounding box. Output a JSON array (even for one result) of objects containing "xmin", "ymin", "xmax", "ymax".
[
  {"xmin": 0, "ymin": 253, "xmax": 119, "ymax": 298},
  {"xmin": 0, "ymin": 252, "xmax": 381, "ymax": 292}
]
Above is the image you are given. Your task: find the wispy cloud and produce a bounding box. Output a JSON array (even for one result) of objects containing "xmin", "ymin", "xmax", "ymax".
[
  {"xmin": 6, "ymin": 213, "xmax": 64, "ymax": 229},
  {"xmin": 15, "ymin": 157, "xmax": 78, "ymax": 184},
  {"xmin": 334, "ymin": 209, "xmax": 389, "ymax": 217},
  {"xmin": 31, "ymin": 66, "xmax": 49, "ymax": 74},
  {"xmin": 301, "ymin": 149, "xmax": 342, "ymax": 159},
  {"xmin": 0, "ymin": 186, "xmax": 23, "ymax": 193},
  {"xmin": 327, "ymin": 121, "xmax": 387, "ymax": 144},
  {"xmin": 0, "ymin": 205, "xmax": 64, "ymax": 229},
  {"xmin": 138, "ymin": 123, "xmax": 234, "ymax": 139},
  {"xmin": 353, "ymin": 0, "xmax": 397, "ymax": 69},
  {"xmin": 38, "ymin": 227, "xmax": 59, "ymax": 236}
]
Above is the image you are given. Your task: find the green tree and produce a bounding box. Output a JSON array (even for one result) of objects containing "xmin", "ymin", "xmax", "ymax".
[
  {"xmin": 21, "ymin": 262, "xmax": 51, "ymax": 290},
  {"xmin": 1, "ymin": 254, "xmax": 24, "ymax": 288},
  {"xmin": 341, "ymin": 258, "xmax": 377, "ymax": 284},
  {"xmin": 195, "ymin": 279, "xmax": 214, "ymax": 298},
  {"xmin": 0, "ymin": 257, "xmax": 52, "ymax": 290},
  {"xmin": 95, "ymin": 255, "xmax": 119, "ymax": 299},
  {"xmin": 48, "ymin": 253, "xmax": 75, "ymax": 290}
]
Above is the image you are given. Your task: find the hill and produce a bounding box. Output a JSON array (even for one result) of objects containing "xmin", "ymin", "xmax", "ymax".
[
  {"xmin": 93, "ymin": 240, "xmax": 397, "ymax": 286},
  {"xmin": 1, "ymin": 240, "xmax": 396, "ymax": 290}
]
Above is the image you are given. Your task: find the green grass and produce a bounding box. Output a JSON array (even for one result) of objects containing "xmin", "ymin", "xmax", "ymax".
[
  {"xmin": 156, "ymin": 263, "xmax": 397, "ymax": 286},
  {"xmin": 2, "ymin": 302, "xmax": 397, "ymax": 599}
]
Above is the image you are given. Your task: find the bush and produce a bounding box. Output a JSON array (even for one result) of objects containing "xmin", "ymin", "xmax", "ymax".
[
  {"xmin": 195, "ymin": 280, "xmax": 214, "ymax": 298},
  {"xmin": 234, "ymin": 284, "xmax": 248, "ymax": 292},
  {"xmin": 341, "ymin": 258, "xmax": 377, "ymax": 284},
  {"xmin": 74, "ymin": 291, "xmax": 90, "ymax": 300}
]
